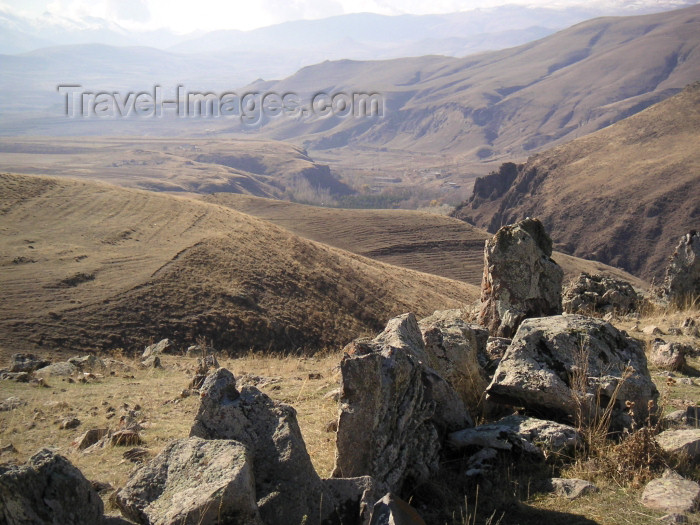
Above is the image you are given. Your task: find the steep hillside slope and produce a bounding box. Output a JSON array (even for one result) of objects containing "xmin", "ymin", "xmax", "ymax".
[
  {"xmin": 204, "ymin": 193, "xmax": 648, "ymax": 289},
  {"xmin": 453, "ymin": 82, "xmax": 700, "ymax": 281},
  {"xmin": 244, "ymin": 5, "xmax": 700, "ymax": 164},
  {"xmin": 0, "ymin": 173, "xmax": 476, "ymax": 355}
]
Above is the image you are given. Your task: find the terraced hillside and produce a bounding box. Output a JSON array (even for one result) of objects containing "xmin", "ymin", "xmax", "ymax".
[{"xmin": 0, "ymin": 173, "xmax": 477, "ymax": 355}]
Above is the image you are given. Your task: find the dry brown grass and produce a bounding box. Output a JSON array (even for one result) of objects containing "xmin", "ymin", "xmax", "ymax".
[
  {"xmin": 0, "ymin": 172, "xmax": 479, "ymax": 355},
  {"xmin": 204, "ymin": 192, "xmax": 647, "ymax": 289},
  {"xmin": 0, "ymin": 352, "xmax": 343, "ymax": 490}
]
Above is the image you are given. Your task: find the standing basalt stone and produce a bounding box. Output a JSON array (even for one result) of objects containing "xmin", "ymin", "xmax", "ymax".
[
  {"xmin": 333, "ymin": 314, "xmax": 472, "ymax": 493},
  {"xmin": 189, "ymin": 368, "xmax": 376, "ymax": 525},
  {"xmin": 662, "ymin": 230, "xmax": 700, "ymax": 305},
  {"xmin": 0, "ymin": 449, "xmax": 104, "ymax": 525},
  {"xmin": 479, "ymin": 218, "xmax": 563, "ymax": 338}
]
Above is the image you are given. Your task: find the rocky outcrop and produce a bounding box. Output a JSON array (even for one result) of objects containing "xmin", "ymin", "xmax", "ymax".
[
  {"xmin": 142, "ymin": 339, "xmax": 175, "ymax": 359},
  {"xmin": 448, "ymin": 415, "xmax": 580, "ymax": 459},
  {"xmin": 116, "ymin": 438, "xmax": 263, "ymax": 525},
  {"xmin": 34, "ymin": 361, "xmax": 77, "ymax": 376},
  {"xmin": 485, "ymin": 315, "xmax": 658, "ymax": 430},
  {"xmin": 662, "ymin": 230, "xmax": 700, "ymax": 305},
  {"xmin": 562, "ymin": 273, "xmax": 640, "ymax": 314},
  {"xmin": 641, "ymin": 470, "xmax": 700, "ymax": 514},
  {"xmin": 0, "ymin": 449, "xmax": 104, "ymax": 524},
  {"xmin": 67, "ymin": 355, "xmax": 105, "ymax": 372},
  {"xmin": 543, "ymin": 478, "xmax": 599, "ymax": 500},
  {"xmin": 333, "ymin": 313, "xmax": 472, "ymax": 493},
  {"xmin": 189, "ymin": 354, "xmax": 220, "ymax": 390},
  {"xmin": 418, "ymin": 310, "xmax": 489, "ymax": 410},
  {"xmin": 656, "ymin": 429, "xmax": 700, "ymax": 462},
  {"xmin": 189, "ymin": 368, "xmax": 376, "ymax": 525},
  {"xmin": 650, "ymin": 340, "xmax": 688, "ymax": 371},
  {"xmin": 479, "ymin": 218, "xmax": 563, "ymax": 338},
  {"xmin": 8, "ymin": 353, "xmax": 50, "ymax": 373}
]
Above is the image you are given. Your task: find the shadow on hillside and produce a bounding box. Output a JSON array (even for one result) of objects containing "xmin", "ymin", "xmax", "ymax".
[
  {"xmin": 485, "ymin": 502, "xmax": 600, "ymax": 525},
  {"xmin": 683, "ymin": 364, "xmax": 700, "ymax": 377}
]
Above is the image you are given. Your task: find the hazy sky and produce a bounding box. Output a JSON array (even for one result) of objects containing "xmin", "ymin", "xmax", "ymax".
[{"xmin": 0, "ymin": 0, "xmax": 695, "ymax": 32}]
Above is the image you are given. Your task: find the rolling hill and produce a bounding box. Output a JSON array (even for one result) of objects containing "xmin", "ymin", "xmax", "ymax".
[
  {"xmin": 203, "ymin": 192, "xmax": 647, "ymax": 289},
  {"xmin": 0, "ymin": 172, "xmax": 477, "ymax": 355},
  {"xmin": 452, "ymin": 81, "xmax": 700, "ymax": 281},
  {"xmin": 0, "ymin": 137, "xmax": 351, "ymax": 200}
]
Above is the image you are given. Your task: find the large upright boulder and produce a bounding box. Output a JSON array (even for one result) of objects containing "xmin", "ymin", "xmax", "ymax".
[
  {"xmin": 333, "ymin": 314, "xmax": 472, "ymax": 493},
  {"xmin": 116, "ymin": 438, "xmax": 263, "ymax": 525},
  {"xmin": 485, "ymin": 315, "xmax": 658, "ymax": 430},
  {"xmin": 189, "ymin": 368, "xmax": 375, "ymax": 525},
  {"xmin": 479, "ymin": 218, "xmax": 563, "ymax": 338},
  {"xmin": 418, "ymin": 310, "xmax": 489, "ymax": 411},
  {"xmin": 662, "ymin": 230, "xmax": 700, "ymax": 305},
  {"xmin": 0, "ymin": 449, "xmax": 104, "ymax": 525}
]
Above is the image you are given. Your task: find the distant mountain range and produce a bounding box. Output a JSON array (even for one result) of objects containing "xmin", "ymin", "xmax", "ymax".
[
  {"xmin": 1, "ymin": 4, "xmax": 699, "ymax": 170},
  {"xmin": 2, "ymin": 3, "xmax": 697, "ymax": 56},
  {"xmin": 238, "ymin": 5, "xmax": 700, "ymax": 160}
]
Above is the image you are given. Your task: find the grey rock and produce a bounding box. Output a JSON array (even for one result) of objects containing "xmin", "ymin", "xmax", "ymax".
[
  {"xmin": 369, "ymin": 493, "xmax": 427, "ymax": 525},
  {"xmin": 419, "ymin": 309, "xmax": 489, "ymax": 411},
  {"xmin": 333, "ymin": 314, "xmax": 471, "ymax": 493},
  {"xmin": 140, "ymin": 355, "xmax": 161, "ymax": 369},
  {"xmin": 664, "ymin": 410, "xmax": 688, "ymax": 428},
  {"xmin": 479, "ymin": 218, "xmax": 563, "ymax": 338},
  {"xmin": 449, "ymin": 415, "xmax": 580, "ymax": 456},
  {"xmin": 465, "ymin": 447, "xmax": 499, "ymax": 476},
  {"xmin": 8, "ymin": 353, "xmax": 50, "ymax": 373},
  {"xmin": 0, "ymin": 397, "xmax": 26, "ymax": 412},
  {"xmin": 116, "ymin": 437, "xmax": 263, "ymax": 525},
  {"xmin": 686, "ymin": 406, "xmax": 700, "ymax": 427},
  {"xmin": 34, "ymin": 361, "xmax": 77, "ymax": 377},
  {"xmin": 59, "ymin": 417, "xmax": 81, "ymax": 430},
  {"xmin": 544, "ymin": 478, "xmax": 599, "ymax": 500},
  {"xmin": 72, "ymin": 429, "xmax": 109, "ymax": 450},
  {"xmin": 0, "ymin": 448, "xmax": 104, "ymax": 524},
  {"xmin": 189, "ymin": 354, "xmax": 220, "ymax": 390},
  {"xmin": 190, "ymin": 368, "xmax": 370, "ymax": 525},
  {"xmin": 641, "ymin": 470, "xmax": 700, "ymax": 514},
  {"xmin": 656, "ymin": 429, "xmax": 700, "ymax": 461},
  {"xmin": 67, "ymin": 355, "xmax": 105, "ymax": 371},
  {"xmin": 662, "ymin": 230, "xmax": 700, "ymax": 305},
  {"xmin": 486, "ymin": 315, "xmax": 658, "ymax": 430},
  {"xmin": 563, "ymin": 273, "xmax": 640, "ymax": 314},
  {"xmin": 650, "ymin": 340, "xmax": 688, "ymax": 371},
  {"xmin": 0, "ymin": 371, "xmax": 31, "ymax": 382},
  {"xmin": 102, "ymin": 358, "xmax": 133, "ymax": 373},
  {"xmin": 479, "ymin": 337, "xmax": 511, "ymax": 376},
  {"xmin": 141, "ymin": 339, "xmax": 175, "ymax": 359}
]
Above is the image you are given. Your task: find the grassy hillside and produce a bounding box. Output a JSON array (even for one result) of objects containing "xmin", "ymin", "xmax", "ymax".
[
  {"xmin": 0, "ymin": 137, "xmax": 351, "ymax": 202},
  {"xmin": 204, "ymin": 192, "xmax": 648, "ymax": 289},
  {"xmin": 0, "ymin": 173, "xmax": 477, "ymax": 355},
  {"xmin": 453, "ymin": 81, "xmax": 700, "ymax": 281}
]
